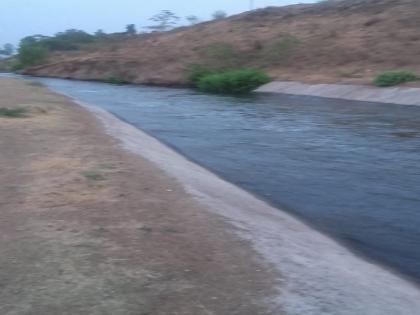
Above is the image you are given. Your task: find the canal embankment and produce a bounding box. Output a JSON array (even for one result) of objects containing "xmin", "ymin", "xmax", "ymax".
[
  {"xmin": 256, "ymin": 81, "xmax": 420, "ymax": 106},
  {"xmin": 0, "ymin": 77, "xmax": 279, "ymax": 315}
]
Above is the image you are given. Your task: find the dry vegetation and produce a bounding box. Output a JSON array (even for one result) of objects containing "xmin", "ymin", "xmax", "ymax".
[{"xmin": 24, "ymin": 0, "xmax": 420, "ymax": 86}]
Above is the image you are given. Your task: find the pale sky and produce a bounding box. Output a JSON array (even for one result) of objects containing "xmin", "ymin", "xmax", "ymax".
[{"xmin": 0, "ymin": 0, "xmax": 317, "ymax": 46}]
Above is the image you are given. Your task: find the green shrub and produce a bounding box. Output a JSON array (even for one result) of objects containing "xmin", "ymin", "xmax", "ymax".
[
  {"xmin": 102, "ymin": 75, "xmax": 128, "ymax": 85},
  {"xmin": 81, "ymin": 170, "xmax": 105, "ymax": 181},
  {"xmin": 197, "ymin": 69, "xmax": 271, "ymax": 94},
  {"xmin": 0, "ymin": 107, "xmax": 28, "ymax": 118},
  {"xmin": 186, "ymin": 64, "xmax": 217, "ymax": 84},
  {"xmin": 374, "ymin": 71, "xmax": 419, "ymax": 87}
]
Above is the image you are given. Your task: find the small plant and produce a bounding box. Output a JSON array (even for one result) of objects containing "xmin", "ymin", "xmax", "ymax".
[
  {"xmin": 197, "ymin": 69, "xmax": 271, "ymax": 94},
  {"xmin": 81, "ymin": 163, "xmax": 115, "ymax": 181},
  {"xmin": 0, "ymin": 107, "xmax": 28, "ymax": 118},
  {"xmin": 103, "ymin": 75, "xmax": 128, "ymax": 85},
  {"xmin": 81, "ymin": 170, "xmax": 105, "ymax": 181},
  {"xmin": 374, "ymin": 71, "xmax": 419, "ymax": 87}
]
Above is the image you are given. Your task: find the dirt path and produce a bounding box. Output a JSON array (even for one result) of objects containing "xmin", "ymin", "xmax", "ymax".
[{"xmin": 0, "ymin": 78, "xmax": 279, "ymax": 315}]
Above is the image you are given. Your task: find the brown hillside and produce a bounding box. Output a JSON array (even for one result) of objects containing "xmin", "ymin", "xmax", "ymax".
[{"xmin": 25, "ymin": 0, "xmax": 420, "ymax": 86}]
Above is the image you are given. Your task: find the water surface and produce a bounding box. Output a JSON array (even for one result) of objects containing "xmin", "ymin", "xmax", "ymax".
[{"xmin": 32, "ymin": 77, "xmax": 420, "ymax": 282}]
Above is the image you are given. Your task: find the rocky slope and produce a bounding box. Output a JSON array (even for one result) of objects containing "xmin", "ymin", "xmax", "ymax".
[{"xmin": 24, "ymin": 0, "xmax": 420, "ymax": 86}]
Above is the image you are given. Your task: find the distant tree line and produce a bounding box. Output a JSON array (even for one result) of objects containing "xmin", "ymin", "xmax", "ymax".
[
  {"xmin": 12, "ymin": 9, "xmax": 229, "ymax": 69},
  {"xmin": 15, "ymin": 29, "xmax": 96, "ymax": 68}
]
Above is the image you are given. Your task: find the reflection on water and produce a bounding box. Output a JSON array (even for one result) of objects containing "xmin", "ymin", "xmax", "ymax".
[{"xmin": 34, "ymin": 77, "xmax": 420, "ymax": 282}]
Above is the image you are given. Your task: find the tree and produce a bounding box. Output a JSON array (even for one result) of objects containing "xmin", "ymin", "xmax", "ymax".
[
  {"xmin": 20, "ymin": 35, "xmax": 49, "ymax": 46},
  {"xmin": 22, "ymin": 30, "xmax": 92, "ymax": 52},
  {"xmin": 95, "ymin": 29, "xmax": 106, "ymax": 38},
  {"xmin": 54, "ymin": 29, "xmax": 94, "ymax": 44},
  {"xmin": 126, "ymin": 24, "xmax": 137, "ymax": 35},
  {"xmin": 18, "ymin": 43, "xmax": 48, "ymax": 66},
  {"xmin": 1, "ymin": 43, "xmax": 15, "ymax": 55},
  {"xmin": 147, "ymin": 10, "xmax": 180, "ymax": 32},
  {"xmin": 212, "ymin": 10, "xmax": 227, "ymax": 20},
  {"xmin": 186, "ymin": 15, "xmax": 200, "ymax": 25}
]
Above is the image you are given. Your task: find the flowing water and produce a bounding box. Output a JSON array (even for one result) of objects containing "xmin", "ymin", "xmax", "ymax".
[{"xmin": 29, "ymin": 77, "xmax": 420, "ymax": 283}]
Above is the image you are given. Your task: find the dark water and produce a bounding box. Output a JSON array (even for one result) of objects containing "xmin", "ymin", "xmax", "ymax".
[{"xmin": 33, "ymin": 77, "xmax": 420, "ymax": 282}]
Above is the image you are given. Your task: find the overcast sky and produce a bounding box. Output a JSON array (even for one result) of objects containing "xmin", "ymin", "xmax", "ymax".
[{"xmin": 0, "ymin": 0, "xmax": 316, "ymax": 46}]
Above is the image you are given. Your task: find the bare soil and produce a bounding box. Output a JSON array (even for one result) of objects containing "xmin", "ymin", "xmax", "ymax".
[
  {"xmin": 22, "ymin": 0, "xmax": 420, "ymax": 86},
  {"xmin": 0, "ymin": 78, "xmax": 279, "ymax": 315}
]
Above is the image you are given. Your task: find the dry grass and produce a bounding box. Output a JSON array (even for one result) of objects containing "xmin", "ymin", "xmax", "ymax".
[{"xmin": 25, "ymin": 0, "xmax": 420, "ymax": 86}]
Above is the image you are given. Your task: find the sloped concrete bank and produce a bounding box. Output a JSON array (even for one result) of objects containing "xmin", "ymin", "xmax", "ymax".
[
  {"xmin": 75, "ymin": 100, "xmax": 420, "ymax": 315},
  {"xmin": 256, "ymin": 81, "xmax": 420, "ymax": 106}
]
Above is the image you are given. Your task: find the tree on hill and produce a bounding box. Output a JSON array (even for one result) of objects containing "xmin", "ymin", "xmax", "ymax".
[
  {"xmin": 18, "ymin": 42, "xmax": 48, "ymax": 67},
  {"xmin": 126, "ymin": 24, "xmax": 137, "ymax": 35},
  {"xmin": 147, "ymin": 10, "xmax": 180, "ymax": 32},
  {"xmin": 20, "ymin": 35, "xmax": 49, "ymax": 46},
  {"xmin": 95, "ymin": 29, "xmax": 106, "ymax": 38},
  {"xmin": 54, "ymin": 29, "xmax": 94, "ymax": 44},
  {"xmin": 212, "ymin": 10, "xmax": 227, "ymax": 20},
  {"xmin": 186, "ymin": 15, "xmax": 200, "ymax": 25},
  {"xmin": 0, "ymin": 43, "xmax": 15, "ymax": 55},
  {"xmin": 18, "ymin": 30, "xmax": 94, "ymax": 53},
  {"xmin": 15, "ymin": 30, "xmax": 95, "ymax": 68}
]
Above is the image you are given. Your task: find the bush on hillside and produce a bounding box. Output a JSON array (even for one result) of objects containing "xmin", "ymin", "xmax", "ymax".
[
  {"xmin": 374, "ymin": 71, "xmax": 419, "ymax": 87},
  {"xmin": 18, "ymin": 44, "xmax": 48, "ymax": 67},
  {"xmin": 197, "ymin": 69, "xmax": 271, "ymax": 94},
  {"xmin": 186, "ymin": 64, "xmax": 217, "ymax": 84},
  {"xmin": 0, "ymin": 107, "xmax": 28, "ymax": 118}
]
